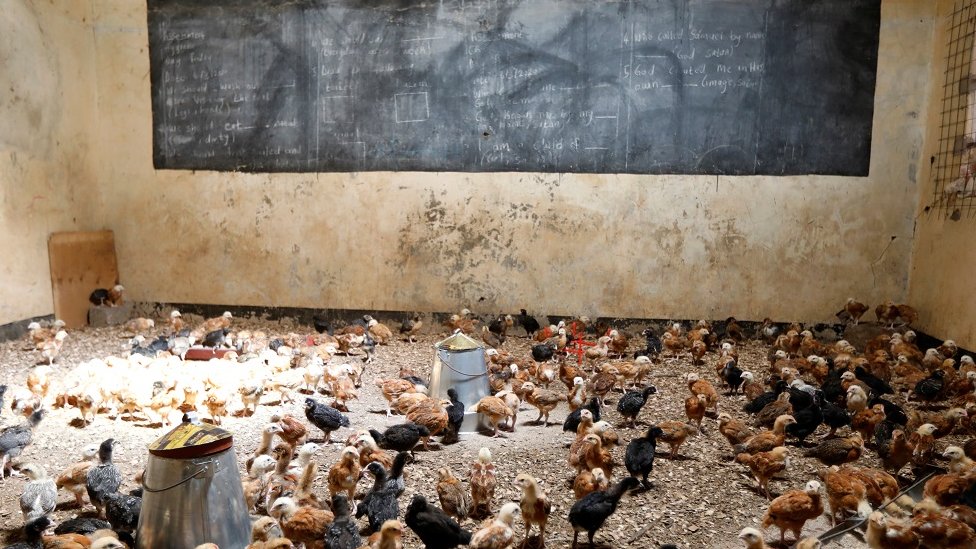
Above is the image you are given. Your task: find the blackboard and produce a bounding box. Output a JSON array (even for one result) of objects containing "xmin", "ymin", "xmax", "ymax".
[{"xmin": 147, "ymin": 0, "xmax": 880, "ymax": 175}]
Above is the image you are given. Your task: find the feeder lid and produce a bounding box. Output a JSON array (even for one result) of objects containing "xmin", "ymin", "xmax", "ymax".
[
  {"xmin": 436, "ymin": 331, "xmax": 483, "ymax": 351},
  {"xmin": 148, "ymin": 418, "xmax": 234, "ymax": 459}
]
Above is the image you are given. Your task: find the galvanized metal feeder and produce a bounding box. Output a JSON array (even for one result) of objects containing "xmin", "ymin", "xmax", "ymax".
[
  {"xmin": 429, "ymin": 330, "xmax": 490, "ymax": 434},
  {"xmin": 137, "ymin": 419, "xmax": 251, "ymax": 548}
]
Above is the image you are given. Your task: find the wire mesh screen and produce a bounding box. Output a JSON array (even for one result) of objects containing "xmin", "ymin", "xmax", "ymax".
[{"xmin": 933, "ymin": 0, "xmax": 976, "ymax": 219}]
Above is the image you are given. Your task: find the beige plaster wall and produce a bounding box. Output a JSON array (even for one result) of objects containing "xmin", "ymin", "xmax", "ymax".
[
  {"xmin": 0, "ymin": 0, "xmax": 98, "ymax": 325},
  {"xmin": 909, "ymin": 0, "xmax": 976, "ymax": 349},
  {"xmin": 81, "ymin": 0, "xmax": 936, "ymax": 325}
]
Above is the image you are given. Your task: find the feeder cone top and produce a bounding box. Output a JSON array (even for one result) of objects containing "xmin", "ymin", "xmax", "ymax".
[{"xmin": 436, "ymin": 331, "xmax": 483, "ymax": 351}]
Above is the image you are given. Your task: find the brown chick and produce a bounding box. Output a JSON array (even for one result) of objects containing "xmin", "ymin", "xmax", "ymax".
[
  {"xmin": 573, "ymin": 467, "xmax": 609, "ymax": 500},
  {"xmin": 754, "ymin": 392, "xmax": 793, "ymax": 428},
  {"xmin": 581, "ymin": 434, "xmax": 614, "ymax": 477},
  {"xmin": 907, "ymin": 408, "xmax": 968, "ymax": 439},
  {"xmin": 656, "ymin": 420, "xmax": 698, "ymax": 459},
  {"xmin": 685, "ymin": 394, "xmax": 707, "ymax": 433},
  {"xmin": 475, "ymin": 396, "xmax": 514, "ymax": 438},
  {"xmin": 923, "ymin": 470, "xmax": 976, "ymax": 507},
  {"xmin": 878, "ymin": 429, "xmax": 913, "ymax": 474},
  {"xmin": 40, "ymin": 532, "xmax": 92, "ymax": 548},
  {"xmin": 406, "ymin": 398, "xmax": 449, "ymax": 447},
  {"xmin": 851, "ymin": 404, "xmax": 887, "ymax": 441},
  {"xmin": 514, "ymin": 473, "xmax": 551, "ymax": 548},
  {"xmin": 690, "ymin": 339, "xmax": 708, "ymax": 365},
  {"xmin": 363, "ymin": 519, "xmax": 404, "ymax": 549},
  {"xmin": 436, "ymin": 467, "xmax": 471, "ymax": 523},
  {"xmin": 400, "ymin": 315, "xmax": 423, "ymax": 343},
  {"xmin": 909, "ymin": 423, "xmax": 938, "ymax": 467},
  {"xmin": 355, "ymin": 435, "xmax": 394, "ymax": 470},
  {"xmin": 247, "ymin": 540, "xmax": 295, "ymax": 549},
  {"xmin": 366, "ymin": 318, "xmax": 393, "ymax": 345},
  {"xmin": 718, "ymin": 412, "xmax": 754, "ymax": 447},
  {"xmin": 838, "ymin": 298, "xmax": 870, "ymax": 326},
  {"xmin": 55, "ymin": 443, "xmax": 99, "ymax": 508},
  {"xmin": 734, "ymin": 415, "xmax": 796, "ymax": 456},
  {"xmin": 803, "ymin": 433, "xmax": 864, "ymax": 466},
  {"xmin": 866, "ymin": 511, "xmax": 919, "ymax": 549},
  {"xmin": 376, "ymin": 379, "xmax": 422, "ymax": 417},
  {"xmin": 762, "ymin": 480, "xmax": 824, "ymax": 546},
  {"xmin": 736, "ymin": 446, "xmax": 789, "ymax": 500},
  {"xmin": 911, "ymin": 500, "xmax": 975, "ymax": 548},
  {"xmin": 686, "ymin": 373, "xmax": 719, "ymax": 414},
  {"xmin": 272, "ymin": 414, "xmax": 308, "ymax": 451},
  {"xmin": 822, "ymin": 466, "xmax": 870, "ymax": 525},
  {"xmin": 469, "ymin": 503, "xmax": 518, "ymax": 549},
  {"xmin": 124, "ymin": 318, "xmax": 155, "ymax": 335},
  {"xmin": 328, "ymin": 446, "xmax": 361, "ymax": 504},
  {"xmin": 587, "ymin": 369, "xmax": 616, "ymax": 408},
  {"xmin": 470, "ymin": 447, "xmax": 497, "ymax": 518},
  {"xmin": 203, "ymin": 389, "xmax": 229, "ymax": 425},
  {"xmin": 269, "ymin": 496, "xmax": 333, "ymax": 549},
  {"xmin": 521, "ymin": 382, "xmax": 564, "ymax": 426},
  {"xmin": 845, "ymin": 466, "xmax": 899, "ymax": 509}
]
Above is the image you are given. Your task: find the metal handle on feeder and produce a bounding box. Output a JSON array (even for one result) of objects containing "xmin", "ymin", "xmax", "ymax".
[{"xmin": 141, "ymin": 460, "xmax": 217, "ymax": 493}]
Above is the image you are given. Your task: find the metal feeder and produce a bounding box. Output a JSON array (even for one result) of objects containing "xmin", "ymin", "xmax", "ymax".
[
  {"xmin": 429, "ymin": 330, "xmax": 490, "ymax": 434},
  {"xmin": 137, "ymin": 419, "xmax": 251, "ymax": 548}
]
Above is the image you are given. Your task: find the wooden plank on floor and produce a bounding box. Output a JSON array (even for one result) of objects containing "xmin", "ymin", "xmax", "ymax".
[{"xmin": 48, "ymin": 230, "xmax": 119, "ymax": 329}]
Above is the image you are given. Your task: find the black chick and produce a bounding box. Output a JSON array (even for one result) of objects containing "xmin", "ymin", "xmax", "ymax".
[
  {"xmin": 268, "ymin": 338, "xmax": 286, "ymax": 352},
  {"xmin": 7, "ymin": 516, "xmax": 49, "ymax": 549},
  {"xmin": 304, "ymin": 398, "xmax": 350, "ymax": 443},
  {"xmin": 625, "ymin": 426, "xmax": 664, "ymax": 488},
  {"xmin": 202, "ymin": 328, "xmax": 228, "ymax": 348},
  {"xmin": 0, "ymin": 408, "xmax": 44, "ymax": 478},
  {"xmin": 568, "ymin": 477, "xmax": 641, "ymax": 548},
  {"xmin": 854, "ymin": 366, "xmax": 893, "ymax": 396},
  {"xmin": 357, "ymin": 462, "xmax": 399, "ymax": 533},
  {"xmin": 385, "ymin": 451, "xmax": 411, "ymax": 496},
  {"xmin": 146, "ymin": 335, "xmax": 170, "ymax": 353},
  {"xmin": 820, "ymin": 399, "xmax": 851, "ymax": 438},
  {"xmin": 0, "ymin": 384, "xmax": 6, "ymax": 415},
  {"xmin": 89, "ymin": 288, "xmax": 110, "ymax": 306},
  {"xmin": 441, "ymin": 388, "xmax": 465, "ymax": 445},
  {"xmin": 405, "ymin": 493, "xmax": 473, "ymax": 549},
  {"xmin": 104, "ymin": 491, "xmax": 141, "ymax": 535},
  {"xmin": 564, "ymin": 397, "xmax": 601, "ymax": 433},
  {"xmin": 488, "ymin": 316, "xmax": 505, "ymax": 335},
  {"xmin": 518, "ymin": 309, "xmax": 541, "ymax": 338},
  {"xmin": 868, "ymin": 394, "xmax": 908, "ymax": 426},
  {"xmin": 531, "ymin": 342, "xmax": 556, "ymax": 363},
  {"xmin": 744, "ymin": 381, "xmax": 788, "ymax": 414},
  {"xmin": 821, "ymin": 366, "xmax": 846, "ymax": 405},
  {"xmin": 369, "ymin": 423, "xmax": 430, "ymax": 454},
  {"xmin": 313, "ymin": 313, "xmax": 333, "ymax": 334},
  {"xmin": 616, "ymin": 386, "xmax": 658, "ymax": 428},
  {"xmin": 53, "ymin": 516, "xmax": 111, "ymax": 535},
  {"xmin": 721, "ymin": 360, "xmax": 744, "ymax": 393},
  {"xmin": 325, "ymin": 493, "xmax": 362, "ymax": 549},
  {"xmin": 361, "ymin": 331, "xmax": 376, "ymax": 363},
  {"xmin": 914, "ymin": 370, "xmax": 946, "ymax": 404},
  {"xmin": 86, "ymin": 438, "xmax": 122, "ymax": 518},
  {"xmin": 634, "ymin": 327, "xmax": 663, "ymax": 359},
  {"xmin": 786, "ymin": 400, "xmax": 822, "ymax": 444}
]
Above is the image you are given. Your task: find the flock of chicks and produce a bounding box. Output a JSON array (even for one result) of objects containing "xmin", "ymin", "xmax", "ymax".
[{"xmin": 1, "ymin": 296, "xmax": 976, "ymax": 548}]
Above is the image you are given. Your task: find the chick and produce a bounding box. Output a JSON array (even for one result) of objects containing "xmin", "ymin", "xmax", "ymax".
[
  {"xmin": 469, "ymin": 502, "xmax": 519, "ymax": 549},
  {"xmin": 327, "ymin": 446, "xmax": 361, "ymax": 505},
  {"xmin": 761, "ymin": 480, "xmax": 824, "ymax": 545},
  {"xmin": 686, "ymin": 373, "xmax": 719, "ymax": 414},
  {"xmin": 734, "ymin": 415, "xmax": 796, "ymax": 456},
  {"xmin": 685, "ymin": 394, "xmax": 708, "ymax": 433},
  {"xmin": 399, "ymin": 315, "xmax": 423, "ymax": 343},
  {"xmin": 822, "ymin": 466, "xmax": 870, "ymax": 525},
  {"xmin": 656, "ymin": 421, "xmax": 698, "ymax": 459},
  {"xmin": 470, "ymin": 447, "xmax": 497, "ymax": 518},
  {"xmin": 568, "ymin": 477, "xmax": 641, "ymax": 548},
  {"xmin": 718, "ymin": 413, "xmax": 754, "ymax": 447},
  {"xmin": 865, "ymin": 511, "xmax": 919, "ymax": 549},
  {"xmin": 803, "ymin": 433, "xmax": 864, "ymax": 466},
  {"xmin": 944, "ymin": 445, "xmax": 976, "ymax": 473},
  {"xmin": 269, "ymin": 496, "xmax": 334, "ymax": 549},
  {"xmin": 573, "ymin": 468, "xmax": 609, "ymax": 500},
  {"xmin": 521, "ymin": 381, "xmax": 564, "ymax": 426},
  {"xmin": 737, "ymin": 527, "xmax": 771, "ymax": 549},
  {"xmin": 474, "ymin": 396, "xmax": 514, "ymax": 438},
  {"xmin": 514, "ymin": 474, "xmax": 551, "ymax": 548},
  {"xmin": 55, "ymin": 443, "xmax": 100, "ymax": 508},
  {"xmin": 436, "ymin": 467, "xmax": 471, "ymax": 523},
  {"xmin": 736, "ymin": 447, "xmax": 789, "ymax": 500},
  {"xmin": 18, "ymin": 463, "xmax": 56, "ymax": 523}
]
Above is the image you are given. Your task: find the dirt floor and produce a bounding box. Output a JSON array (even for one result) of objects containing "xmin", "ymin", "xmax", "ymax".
[{"xmin": 0, "ymin": 315, "xmax": 948, "ymax": 548}]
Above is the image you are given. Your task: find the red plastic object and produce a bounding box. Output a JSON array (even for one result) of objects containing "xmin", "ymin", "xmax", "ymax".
[{"xmin": 183, "ymin": 347, "xmax": 236, "ymax": 361}]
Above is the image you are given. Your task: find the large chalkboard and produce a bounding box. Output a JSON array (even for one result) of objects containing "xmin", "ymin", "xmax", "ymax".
[{"xmin": 148, "ymin": 0, "xmax": 880, "ymax": 175}]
